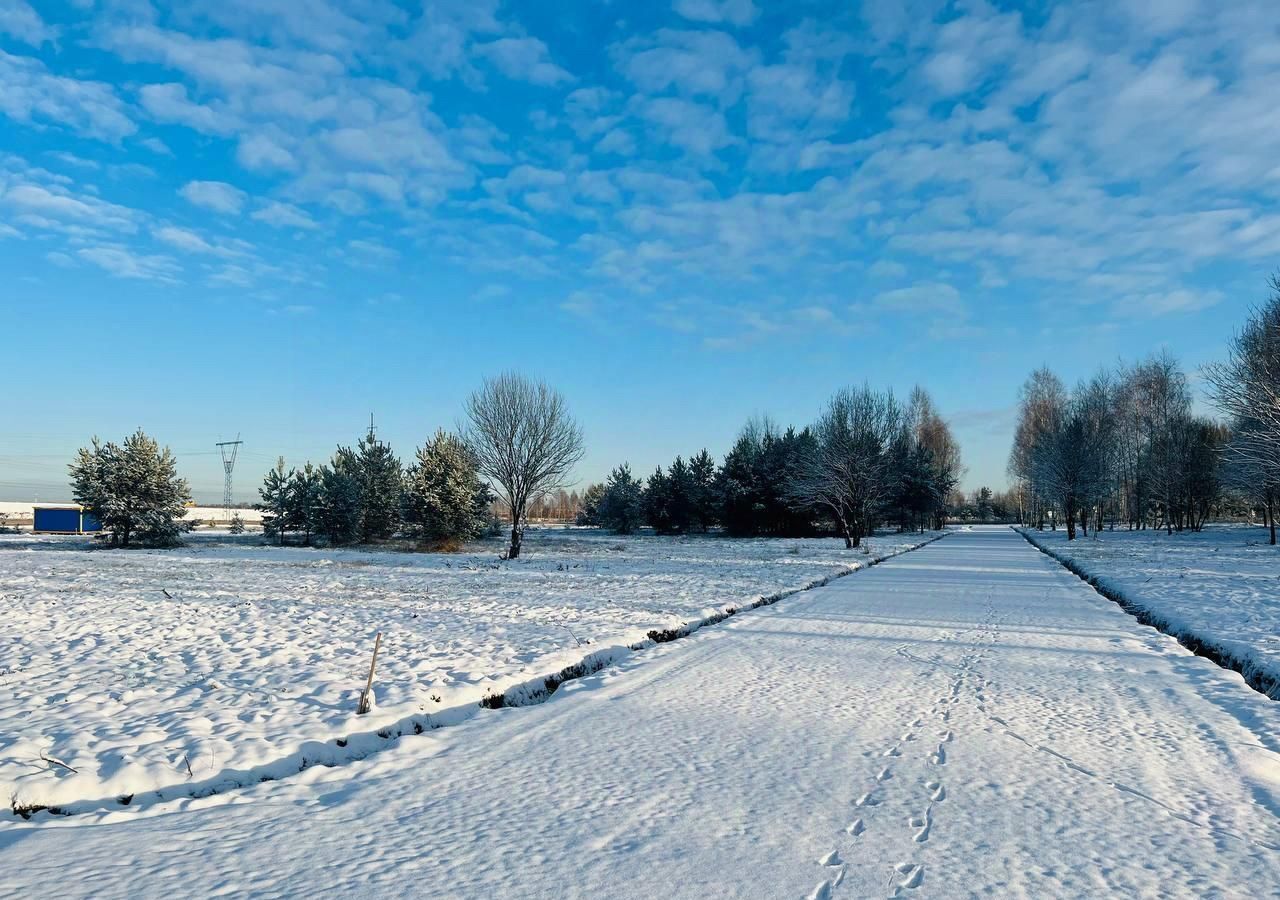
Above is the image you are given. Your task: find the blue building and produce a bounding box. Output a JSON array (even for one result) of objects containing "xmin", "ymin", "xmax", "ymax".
[{"xmin": 32, "ymin": 505, "xmax": 102, "ymax": 534}]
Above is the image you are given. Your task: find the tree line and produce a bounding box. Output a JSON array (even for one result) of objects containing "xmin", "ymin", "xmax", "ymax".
[
  {"xmin": 1009, "ymin": 274, "xmax": 1280, "ymax": 543},
  {"xmin": 66, "ymin": 376, "xmax": 964, "ymax": 553},
  {"xmin": 69, "ymin": 373, "xmax": 583, "ymax": 556},
  {"xmin": 580, "ymin": 386, "xmax": 962, "ymax": 547}
]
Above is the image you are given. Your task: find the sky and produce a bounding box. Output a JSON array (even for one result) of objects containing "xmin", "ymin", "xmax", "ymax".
[{"xmin": 2, "ymin": 0, "xmax": 1279, "ymax": 504}]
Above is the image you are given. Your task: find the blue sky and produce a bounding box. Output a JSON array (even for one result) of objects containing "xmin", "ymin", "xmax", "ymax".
[{"xmin": 2, "ymin": 0, "xmax": 1279, "ymax": 503}]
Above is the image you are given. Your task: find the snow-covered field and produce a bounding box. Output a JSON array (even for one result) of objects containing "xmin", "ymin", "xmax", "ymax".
[
  {"xmin": 1020, "ymin": 525, "xmax": 1280, "ymax": 698},
  {"xmin": 3, "ymin": 528, "xmax": 1277, "ymax": 898},
  {"xmin": 0, "ymin": 527, "xmax": 933, "ymax": 815}
]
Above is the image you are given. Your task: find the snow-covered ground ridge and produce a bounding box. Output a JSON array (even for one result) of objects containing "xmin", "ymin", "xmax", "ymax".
[
  {"xmin": 1019, "ymin": 525, "xmax": 1280, "ymax": 700},
  {"xmin": 2, "ymin": 528, "xmax": 941, "ymax": 819}
]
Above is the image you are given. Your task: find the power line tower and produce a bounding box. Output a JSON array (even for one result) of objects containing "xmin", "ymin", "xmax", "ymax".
[
  {"xmin": 367, "ymin": 413, "xmax": 377, "ymax": 445},
  {"xmin": 216, "ymin": 435, "xmax": 244, "ymax": 521}
]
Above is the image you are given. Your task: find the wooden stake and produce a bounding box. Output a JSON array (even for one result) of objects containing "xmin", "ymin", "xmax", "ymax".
[{"xmin": 357, "ymin": 631, "xmax": 383, "ymax": 714}]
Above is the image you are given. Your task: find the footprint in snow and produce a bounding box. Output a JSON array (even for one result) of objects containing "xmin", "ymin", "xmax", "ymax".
[
  {"xmin": 819, "ymin": 850, "xmax": 842, "ymax": 866},
  {"xmin": 894, "ymin": 862, "xmax": 924, "ymax": 890},
  {"xmin": 939, "ymin": 730, "xmax": 953, "ymax": 742},
  {"xmin": 876, "ymin": 767, "xmax": 893, "ymax": 782},
  {"xmin": 930, "ymin": 744, "xmax": 947, "ymax": 765},
  {"xmin": 806, "ymin": 879, "xmax": 832, "ymax": 900},
  {"xmin": 882, "ymin": 746, "xmax": 902, "ymax": 758},
  {"xmin": 909, "ymin": 809, "xmax": 932, "ymax": 843},
  {"xmin": 854, "ymin": 792, "xmax": 879, "ymax": 808},
  {"xmin": 846, "ymin": 818, "xmax": 865, "ymax": 836},
  {"xmin": 926, "ymin": 780, "xmax": 946, "ymax": 802}
]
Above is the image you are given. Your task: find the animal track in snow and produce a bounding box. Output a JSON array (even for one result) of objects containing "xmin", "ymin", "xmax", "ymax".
[
  {"xmin": 854, "ymin": 791, "xmax": 879, "ymax": 808},
  {"xmin": 926, "ymin": 780, "xmax": 946, "ymax": 802},
  {"xmin": 882, "ymin": 746, "xmax": 902, "ymax": 758},
  {"xmin": 846, "ymin": 818, "xmax": 865, "ymax": 836},
  {"xmin": 929, "ymin": 744, "xmax": 947, "ymax": 765},
  {"xmin": 876, "ymin": 767, "xmax": 893, "ymax": 782},
  {"xmin": 819, "ymin": 850, "xmax": 842, "ymax": 866}
]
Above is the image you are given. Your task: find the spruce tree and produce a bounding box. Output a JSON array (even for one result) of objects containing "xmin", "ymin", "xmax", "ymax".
[
  {"xmin": 258, "ymin": 457, "xmax": 295, "ymax": 545},
  {"xmin": 403, "ymin": 429, "xmax": 492, "ymax": 545},
  {"xmin": 599, "ymin": 464, "xmax": 644, "ymax": 534},
  {"xmin": 69, "ymin": 429, "xmax": 192, "ymax": 547},
  {"xmin": 354, "ymin": 435, "xmax": 403, "ymax": 542}
]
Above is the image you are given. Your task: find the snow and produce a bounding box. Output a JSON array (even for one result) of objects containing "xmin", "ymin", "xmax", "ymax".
[
  {"xmin": 1020, "ymin": 525, "xmax": 1280, "ymax": 697},
  {"xmin": 1, "ymin": 527, "xmax": 1277, "ymax": 898},
  {"xmin": 0, "ymin": 526, "xmax": 930, "ymax": 814}
]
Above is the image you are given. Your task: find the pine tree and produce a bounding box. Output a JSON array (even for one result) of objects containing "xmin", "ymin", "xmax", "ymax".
[
  {"xmin": 644, "ymin": 466, "xmax": 674, "ymax": 534},
  {"xmin": 290, "ymin": 462, "xmax": 323, "ymax": 546},
  {"xmin": 718, "ymin": 432, "xmax": 761, "ymax": 536},
  {"xmin": 69, "ymin": 429, "xmax": 192, "ymax": 547},
  {"xmin": 258, "ymin": 457, "xmax": 295, "ymax": 545},
  {"xmin": 599, "ymin": 463, "xmax": 644, "ymax": 534},
  {"xmin": 229, "ymin": 514, "xmax": 246, "ymax": 535},
  {"xmin": 666, "ymin": 456, "xmax": 694, "ymax": 533},
  {"xmin": 689, "ymin": 449, "xmax": 717, "ymax": 532},
  {"xmin": 577, "ymin": 483, "xmax": 605, "ymax": 526},
  {"xmin": 317, "ymin": 458, "xmax": 361, "ymax": 545},
  {"xmin": 403, "ymin": 429, "xmax": 492, "ymax": 545}
]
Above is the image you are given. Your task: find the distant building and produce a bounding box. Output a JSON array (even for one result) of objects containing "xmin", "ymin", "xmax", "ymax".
[{"xmin": 32, "ymin": 505, "xmax": 102, "ymax": 534}]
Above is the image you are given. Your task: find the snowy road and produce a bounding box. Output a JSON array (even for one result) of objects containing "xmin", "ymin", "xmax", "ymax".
[{"xmin": 3, "ymin": 527, "xmax": 1279, "ymax": 898}]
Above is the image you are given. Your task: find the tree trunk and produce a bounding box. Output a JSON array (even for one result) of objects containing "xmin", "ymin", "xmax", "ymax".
[
  {"xmin": 1268, "ymin": 495, "xmax": 1276, "ymax": 546},
  {"xmin": 508, "ymin": 522, "xmax": 522, "ymax": 559}
]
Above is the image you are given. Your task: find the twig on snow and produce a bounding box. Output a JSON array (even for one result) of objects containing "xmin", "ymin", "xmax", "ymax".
[{"xmin": 39, "ymin": 752, "xmax": 77, "ymax": 775}]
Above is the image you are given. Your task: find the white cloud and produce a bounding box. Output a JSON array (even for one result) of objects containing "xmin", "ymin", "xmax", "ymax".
[
  {"xmin": 180, "ymin": 180, "xmax": 247, "ymax": 214},
  {"xmin": 139, "ymin": 82, "xmax": 237, "ymax": 134},
  {"xmin": 634, "ymin": 97, "xmax": 735, "ymax": 157},
  {"xmin": 475, "ymin": 37, "xmax": 572, "ymax": 86},
  {"xmin": 617, "ymin": 29, "xmax": 754, "ymax": 102},
  {"xmin": 237, "ymin": 133, "xmax": 297, "ymax": 171},
  {"xmin": 251, "ymin": 200, "xmax": 318, "ymax": 229},
  {"xmin": 78, "ymin": 245, "xmax": 181, "ymax": 281},
  {"xmin": 673, "ymin": 0, "xmax": 759, "ymax": 27},
  {"xmin": 153, "ymin": 225, "xmax": 250, "ymax": 258},
  {"xmin": 2, "ymin": 182, "xmax": 138, "ymax": 232},
  {"xmin": 347, "ymin": 238, "xmax": 398, "ymax": 260},
  {"xmin": 0, "ymin": 51, "xmax": 135, "ymax": 141},
  {"xmin": 0, "ymin": 1, "xmax": 53, "ymax": 46}
]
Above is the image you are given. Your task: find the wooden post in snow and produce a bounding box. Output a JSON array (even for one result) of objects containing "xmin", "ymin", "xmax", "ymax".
[{"xmin": 357, "ymin": 631, "xmax": 383, "ymax": 715}]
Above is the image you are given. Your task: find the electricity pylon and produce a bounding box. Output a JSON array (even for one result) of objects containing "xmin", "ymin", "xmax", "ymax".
[{"xmin": 216, "ymin": 435, "xmax": 243, "ymax": 521}]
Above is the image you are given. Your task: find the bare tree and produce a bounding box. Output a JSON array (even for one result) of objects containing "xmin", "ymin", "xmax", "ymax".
[
  {"xmin": 463, "ymin": 372, "xmax": 585, "ymax": 559},
  {"xmin": 790, "ymin": 385, "xmax": 902, "ymax": 547},
  {"xmin": 1205, "ymin": 275, "xmax": 1280, "ymax": 543}
]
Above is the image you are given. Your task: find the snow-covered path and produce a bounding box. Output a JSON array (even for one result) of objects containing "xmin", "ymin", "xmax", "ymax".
[{"xmin": 3, "ymin": 527, "xmax": 1279, "ymax": 898}]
